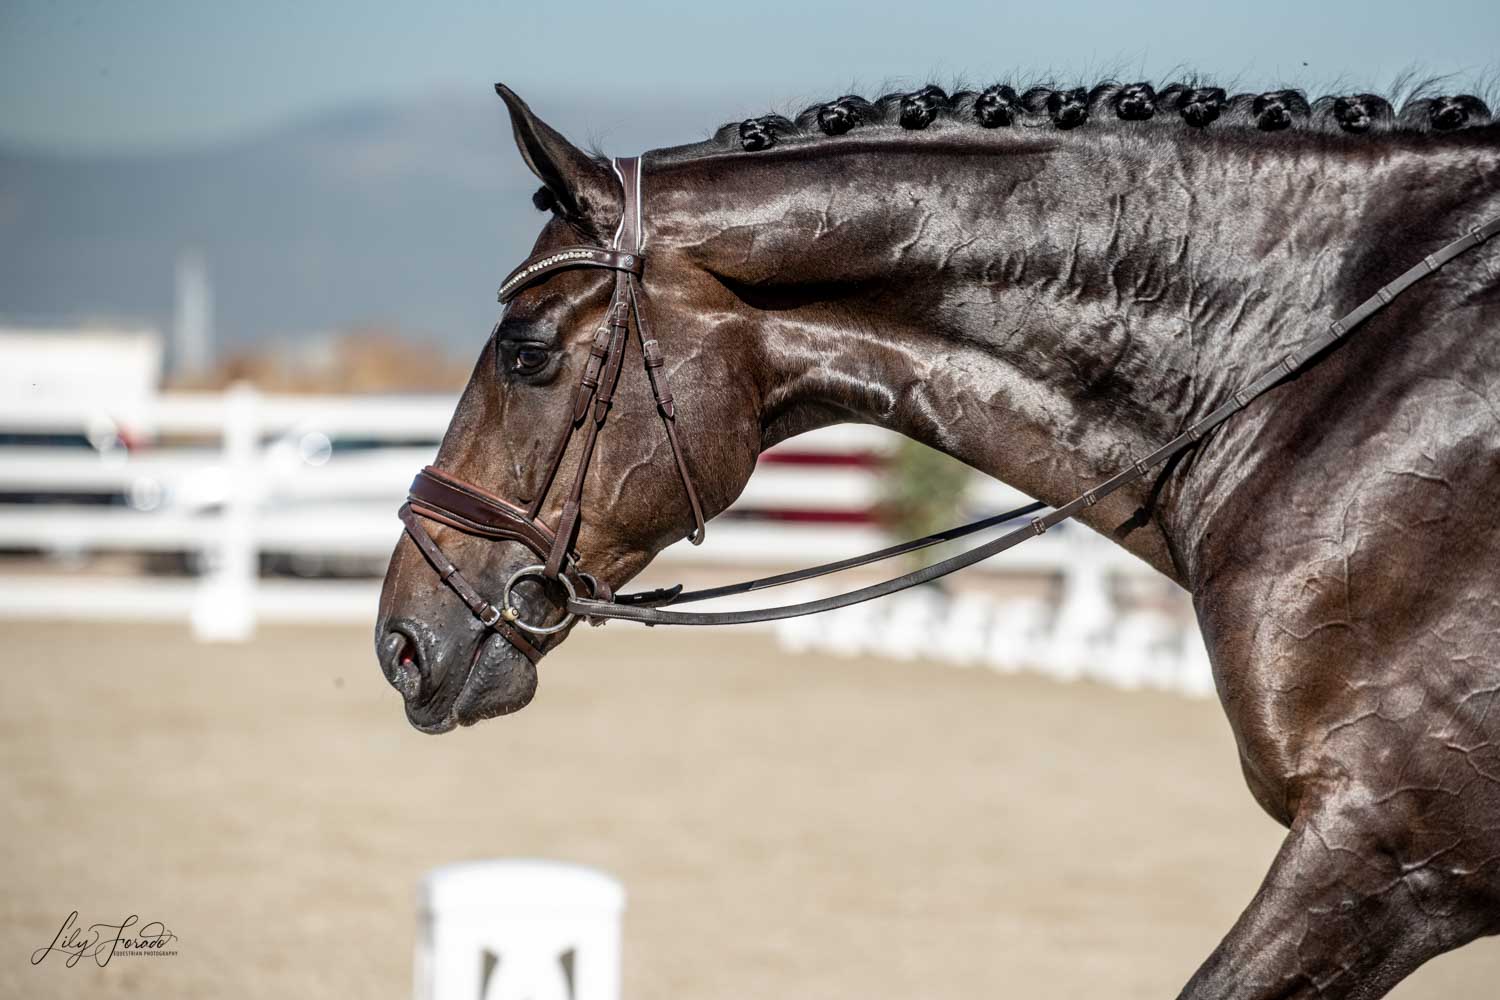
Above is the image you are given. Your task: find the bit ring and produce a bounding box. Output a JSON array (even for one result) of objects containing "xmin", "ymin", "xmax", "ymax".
[{"xmin": 499, "ymin": 564, "xmax": 578, "ymax": 635}]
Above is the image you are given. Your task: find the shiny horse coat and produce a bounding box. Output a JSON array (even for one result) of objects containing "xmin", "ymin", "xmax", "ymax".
[{"xmin": 379, "ymin": 81, "xmax": 1500, "ymax": 998}]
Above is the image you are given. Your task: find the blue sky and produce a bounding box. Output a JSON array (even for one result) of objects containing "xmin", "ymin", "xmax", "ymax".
[{"xmin": 1, "ymin": 0, "xmax": 1497, "ymax": 154}]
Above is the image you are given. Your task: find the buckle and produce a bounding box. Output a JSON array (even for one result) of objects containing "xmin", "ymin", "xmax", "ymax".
[{"xmin": 615, "ymin": 584, "xmax": 684, "ymax": 607}]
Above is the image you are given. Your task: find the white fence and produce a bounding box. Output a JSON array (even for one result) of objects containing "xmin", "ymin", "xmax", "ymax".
[{"xmin": 0, "ymin": 386, "xmax": 1211, "ymax": 693}]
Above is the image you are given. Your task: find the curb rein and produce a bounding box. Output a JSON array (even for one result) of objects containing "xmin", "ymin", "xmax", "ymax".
[{"xmin": 401, "ymin": 153, "xmax": 1500, "ymax": 660}]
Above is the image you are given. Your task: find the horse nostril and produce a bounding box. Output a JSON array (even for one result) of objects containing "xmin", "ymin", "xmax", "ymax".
[{"xmin": 381, "ymin": 627, "xmax": 423, "ymax": 701}]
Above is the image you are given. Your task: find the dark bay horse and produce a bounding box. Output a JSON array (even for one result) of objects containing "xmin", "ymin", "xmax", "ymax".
[{"xmin": 378, "ymin": 79, "xmax": 1500, "ymax": 997}]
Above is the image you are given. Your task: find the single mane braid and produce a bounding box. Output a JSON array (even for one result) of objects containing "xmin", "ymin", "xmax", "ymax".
[
  {"xmin": 813, "ymin": 96, "xmax": 872, "ymax": 136},
  {"xmin": 737, "ymin": 114, "xmax": 795, "ymax": 151},
  {"xmin": 720, "ymin": 76, "xmax": 1493, "ymax": 153},
  {"xmin": 1162, "ymin": 84, "xmax": 1228, "ymax": 127},
  {"xmin": 973, "ymin": 85, "xmax": 1021, "ymax": 128},
  {"xmin": 1034, "ymin": 86, "xmax": 1090, "ymax": 129},
  {"xmin": 1244, "ymin": 89, "xmax": 1311, "ymax": 131},
  {"xmin": 1429, "ymin": 94, "xmax": 1491, "ymax": 130},
  {"xmin": 897, "ymin": 85, "xmax": 949, "ymax": 130},
  {"xmin": 1317, "ymin": 93, "xmax": 1394, "ymax": 134},
  {"xmin": 1104, "ymin": 82, "xmax": 1158, "ymax": 122}
]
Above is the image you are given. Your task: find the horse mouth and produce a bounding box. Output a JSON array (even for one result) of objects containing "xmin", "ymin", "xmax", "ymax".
[{"xmin": 399, "ymin": 631, "xmax": 538, "ymax": 734}]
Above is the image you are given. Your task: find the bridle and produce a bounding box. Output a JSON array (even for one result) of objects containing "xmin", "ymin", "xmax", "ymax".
[
  {"xmin": 400, "ymin": 151, "xmax": 1499, "ymax": 661},
  {"xmin": 398, "ymin": 156, "xmax": 704, "ymax": 661}
]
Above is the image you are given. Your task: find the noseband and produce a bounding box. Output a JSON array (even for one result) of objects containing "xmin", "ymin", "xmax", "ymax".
[{"xmin": 401, "ymin": 150, "xmax": 1498, "ymax": 662}]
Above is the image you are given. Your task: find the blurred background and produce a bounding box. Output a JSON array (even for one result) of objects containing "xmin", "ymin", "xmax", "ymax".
[{"xmin": 2, "ymin": 2, "xmax": 1497, "ymax": 998}]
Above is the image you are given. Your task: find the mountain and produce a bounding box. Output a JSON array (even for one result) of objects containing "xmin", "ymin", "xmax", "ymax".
[{"xmin": 0, "ymin": 89, "xmax": 741, "ymax": 355}]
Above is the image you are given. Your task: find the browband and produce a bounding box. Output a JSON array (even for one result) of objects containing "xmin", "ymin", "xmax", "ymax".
[{"xmin": 498, "ymin": 246, "xmax": 644, "ymax": 303}]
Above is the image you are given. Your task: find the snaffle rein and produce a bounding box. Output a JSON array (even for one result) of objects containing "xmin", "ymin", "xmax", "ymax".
[{"xmin": 399, "ymin": 154, "xmax": 1499, "ymax": 660}]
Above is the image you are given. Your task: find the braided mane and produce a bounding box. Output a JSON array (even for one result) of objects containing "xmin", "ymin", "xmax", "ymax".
[{"xmin": 710, "ymin": 78, "xmax": 1495, "ymax": 153}]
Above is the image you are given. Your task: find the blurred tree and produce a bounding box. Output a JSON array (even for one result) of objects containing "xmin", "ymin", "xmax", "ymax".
[{"xmin": 875, "ymin": 439, "xmax": 973, "ymax": 569}]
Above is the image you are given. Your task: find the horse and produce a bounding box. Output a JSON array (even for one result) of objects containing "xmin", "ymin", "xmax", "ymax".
[{"xmin": 377, "ymin": 78, "xmax": 1500, "ymax": 997}]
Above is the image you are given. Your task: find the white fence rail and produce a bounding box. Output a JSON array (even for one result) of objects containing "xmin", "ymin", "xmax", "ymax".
[{"xmin": 0, "ymin": 386, "xmax": 1210, "ymax": 694}]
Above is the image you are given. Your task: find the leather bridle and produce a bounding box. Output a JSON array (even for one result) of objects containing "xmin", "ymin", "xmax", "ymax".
[
  {"xmin": 398, "ymin": 156, "xmax": 704, "ymax": 660},
  {"xmin": 400, "ymin": 151, "xmax": 1499, "ymax": 660}
]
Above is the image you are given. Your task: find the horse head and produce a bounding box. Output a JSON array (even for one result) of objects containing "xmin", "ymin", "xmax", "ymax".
[{"xmin": 376, "ymin": 87, "xmax": 769, "ymax": 732}]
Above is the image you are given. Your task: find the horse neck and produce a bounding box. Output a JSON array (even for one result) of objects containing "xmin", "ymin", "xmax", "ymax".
[{"xmin": 655, "ymin": 132, "xmax": 1494, "ymax": 579}]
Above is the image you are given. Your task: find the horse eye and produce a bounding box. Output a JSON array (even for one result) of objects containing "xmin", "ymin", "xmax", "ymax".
[{"xmin": 510, "ymin": 346, "xmax": 550, "ymax": 375}]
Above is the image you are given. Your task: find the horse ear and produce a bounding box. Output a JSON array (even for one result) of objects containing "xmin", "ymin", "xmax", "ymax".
[{"xmin": 495, "ymin": 84, "xmax": 617, "ymax": 234}]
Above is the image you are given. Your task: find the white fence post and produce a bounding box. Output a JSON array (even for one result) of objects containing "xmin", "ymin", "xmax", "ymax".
[
  {"xmin": 416, "ymin": 861, "xmax": 625, "ymax": 1000},
  {"xmin": 191, "ymin": 382, "xmax": 258, "ymax": 641},
  {"xmin": 1045, "ymin": 531, "xmax": 1115, "ymax": 681}
]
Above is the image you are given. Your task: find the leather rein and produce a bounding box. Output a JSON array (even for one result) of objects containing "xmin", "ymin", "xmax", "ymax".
[{"xmin": 400, "ymin": 152, "xmax": 1499, "ymax": 659}]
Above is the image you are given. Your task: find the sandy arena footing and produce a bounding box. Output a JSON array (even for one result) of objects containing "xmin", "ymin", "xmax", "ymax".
[{"xmin": 2, "ymin": 622, "xmax": 1494, "ymax": 998}]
